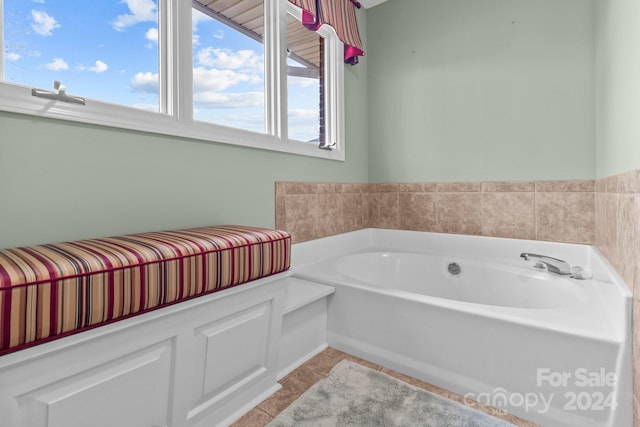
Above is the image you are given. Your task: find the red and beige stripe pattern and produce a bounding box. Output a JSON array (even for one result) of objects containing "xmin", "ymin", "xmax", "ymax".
[
  {"xmin": 0, "ymin": 225, "xmax": 291, "ymax": 355},
  {"xmin": 288, "ymin": 0, "xmax": 365, "ymax": 64}
]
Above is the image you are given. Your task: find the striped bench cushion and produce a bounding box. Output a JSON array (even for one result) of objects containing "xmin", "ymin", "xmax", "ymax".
[{"xmin": 0, "ymin": 225, "xmax": 291, "ymax": 356}]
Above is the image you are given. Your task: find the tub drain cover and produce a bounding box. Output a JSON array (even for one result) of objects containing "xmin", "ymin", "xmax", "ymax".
[{"xmin": 447, "ymin": 262, "xmax": 461, "ymax": 275}]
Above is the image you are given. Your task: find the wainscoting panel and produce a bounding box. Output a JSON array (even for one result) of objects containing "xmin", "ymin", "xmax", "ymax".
[
  {"xmin": 188, "ymin": 302, "xmax": 272, "ymax": 421},
  {"xmin": 15, "ymin": 340, "xmax": 174, "ymax": 427}
]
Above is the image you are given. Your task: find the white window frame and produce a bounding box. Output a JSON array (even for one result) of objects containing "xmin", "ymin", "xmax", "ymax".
[{"xmin": 0, "ymin": 0, "xmax": 345, "ymax": 161}]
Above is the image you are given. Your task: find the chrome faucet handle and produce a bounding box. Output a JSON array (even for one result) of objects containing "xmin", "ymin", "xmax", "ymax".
[
  {"xmin": 520, "ymin": 253, "xmax": 572, "ymax": 275},
  {"xmin": 532, "ymin": 260, "xmax": 546, "ymax": 270}
]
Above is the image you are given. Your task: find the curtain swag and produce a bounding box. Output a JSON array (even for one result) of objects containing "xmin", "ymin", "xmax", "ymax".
[{"xmin": 288, "ymin": 0, "xmax": 365, "ymax": 65}]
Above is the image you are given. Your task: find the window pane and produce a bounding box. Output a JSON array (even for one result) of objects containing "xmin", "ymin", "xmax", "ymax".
[
  {"xmin": 286, "ymin": 14, "xmax": 322, "ymax": 144},
  {"xmin": 192, "ymin": 1, "xmax": 265, "ymax": 134},
  {"xmin": 2, "ymin": 0, "xmax": 160, "ymax": 111}
]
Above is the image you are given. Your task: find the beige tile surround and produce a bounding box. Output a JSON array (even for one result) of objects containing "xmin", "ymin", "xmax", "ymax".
[
  {"xmin": 594, "ymin": 169, "xmax": 640, "ymax": 427},
  {"xmin": 276, "ymin": 171, "xmax": 640, "ymax": 425},
  {"xmin": 275, "ymin": 180, "xmax": 595, "ymax": 245}
]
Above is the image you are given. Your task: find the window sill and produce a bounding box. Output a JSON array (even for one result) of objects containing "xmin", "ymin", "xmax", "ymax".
[{"xmin": 0, "ymin": 82, "xmax": 345, "ymax": 161}]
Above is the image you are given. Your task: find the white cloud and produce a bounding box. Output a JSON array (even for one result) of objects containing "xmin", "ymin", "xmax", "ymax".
[
  {"xmin": 191, "ymin": 10, "xmax": 224, "ymax": 45},
  {"xmin": 145, "ymin": 27, "xmax": 158, "ymax": 43},
  {"xmin": 111, "ymin": 0, "xmax": 157, "ymax": 31},
  {"xmin": 79, "ymin": 60, "xmax": 108, "ymax": 73},
  {"xmin": 196, "ymin": 47, "xmax": 263, "ymax": 73},
  {"xmin": 191, "ymin": 53, "xmax": 265, "ymax": 109},
  {"xmin": 193, "ymin": 91, "xmax": 264, "ymax": 109},
  {"xmin": 191, "ymin": 10, "xmax": 205, "ymax": 46},
  {"xmin": 91, "ymin": 60, "xmax": 108, "ymax": 73},
  {"xmin": 288, "ymin": 109, "xmax": 320, "ymax": 130},
  {"xmin": 32, "ymin": 0, "xmax": 46, "ymax": 3},
  {"xmin": 288, "ymin": 109, "xmax": 320, "ymax": 142},
  {"xmin": 193, "ymin": 67, "xmax": 253, "ymax": 92},
  {"xmin": 6, "ymin": 52, "xmax": 21, "ymax": 61},
  {"xmin": 289, "ymin": 109, "xmax": 319, "ymax": 121},
  {"xmin": 31, "ymin": 10, "xmax": 60, "ymax": 36},
  {"xmin": 288, "ymin": 75, "xmax": 318, "ymax": 88},
  {"xmin": 130, "ymin": 71, "xmax": 158, "ymax": 93},
  {"xmin": 192, "ymin": 8, "xmax": 209, "ymax": 31},
  {"xmin": 46, "ymin": 58, "xmax": 69, "ymax": 71}
]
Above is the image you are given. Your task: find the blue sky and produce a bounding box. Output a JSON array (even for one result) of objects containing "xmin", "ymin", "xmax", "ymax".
[{"xmin": 2, "ymin": 0, "xmax": 320, "ymax": 141}]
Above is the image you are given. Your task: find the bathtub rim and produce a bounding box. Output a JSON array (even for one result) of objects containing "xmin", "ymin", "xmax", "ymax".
[
  {"xmin": 331, "ymin": 249, "xmax": 595, "ymax": 309},
  {"xmin": 291, "ymin": 228, "xmax": 632, "ymax": 345},
  {"xmin": 292, "ymin": 228, "xmax": 631, "ymax": 298}
]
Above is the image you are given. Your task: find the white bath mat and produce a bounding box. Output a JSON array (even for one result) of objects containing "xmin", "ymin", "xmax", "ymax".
[{"xmin": 267, "ymin": 360, "xmax": 516, "ymax": 427}]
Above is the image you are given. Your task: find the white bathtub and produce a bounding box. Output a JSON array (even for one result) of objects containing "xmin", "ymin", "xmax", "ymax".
[{"xmin": 292, "ymin": 229, "xmax": 632, "ymax": 427}]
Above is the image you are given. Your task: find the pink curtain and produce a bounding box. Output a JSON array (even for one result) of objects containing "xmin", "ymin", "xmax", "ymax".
[{"xmin": 288, "ymin": 0, "xmax": 364, "ymax": 65}]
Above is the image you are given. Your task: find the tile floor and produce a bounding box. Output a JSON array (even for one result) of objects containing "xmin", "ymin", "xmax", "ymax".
[{"xmin": 231, "ymin": 347, "xmax": 539, "ymax": 427}]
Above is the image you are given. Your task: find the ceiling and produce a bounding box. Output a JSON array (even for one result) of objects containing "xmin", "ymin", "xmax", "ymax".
[{"xmin": 359, "ymin": 0, "xmax": 388, "ymax": 8}]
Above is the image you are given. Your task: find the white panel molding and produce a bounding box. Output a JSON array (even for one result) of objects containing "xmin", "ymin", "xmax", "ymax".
[
  {"xmin": 0, "ymin": 273, "xmax": 288, "ymax": 427},
  {"xmin": 188, "ymin": 302, "xmax": 272, "ymax": 422},
  {"xmin": 17, "ymin": 340, "xmax": 174, "ymax": 427}
]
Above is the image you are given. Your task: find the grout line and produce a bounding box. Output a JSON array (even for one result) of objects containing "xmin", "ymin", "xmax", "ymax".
[{"xmin": 533, "ymin": 189, "xmax": 538, "ymax": 240}]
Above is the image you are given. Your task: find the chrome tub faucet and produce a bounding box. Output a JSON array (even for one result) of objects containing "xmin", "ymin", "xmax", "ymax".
[{"xmin": 520, "ymin": 253, "xmax": 572, "ymax": 276}]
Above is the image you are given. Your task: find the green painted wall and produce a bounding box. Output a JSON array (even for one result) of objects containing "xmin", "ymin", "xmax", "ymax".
[
  {"xmin": 9, "ymin": 0, "xmax": 639, "ymax": 248},
  {"xmin": 0, "ymin": 12, "xmax": 369, "ymax": 249},
  {"xmin": 367, "ymin": 0, "xmax": 595, "ymax": 182},
  {"xmin": 595, "ymin": 0, "xmax": 640, "ymax": 178}
]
